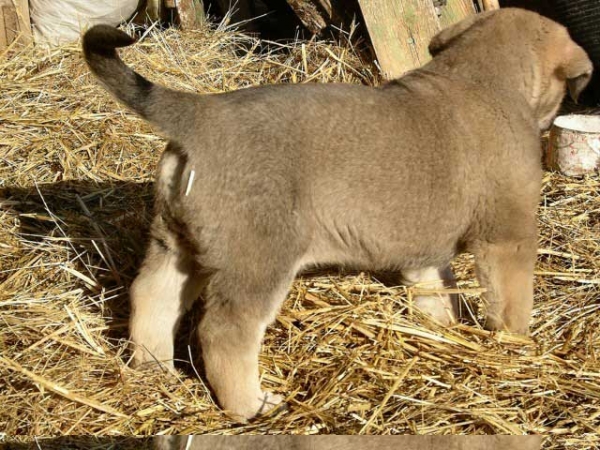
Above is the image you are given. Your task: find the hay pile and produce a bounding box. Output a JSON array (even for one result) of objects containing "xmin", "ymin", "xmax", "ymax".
[{"xmin": 0, "ymin": 21, "xmax": 599, "ymax": 448}]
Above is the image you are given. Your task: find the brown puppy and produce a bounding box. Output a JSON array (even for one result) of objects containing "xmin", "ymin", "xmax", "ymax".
[
  {"xmin": 154, "ymin": 436, "xmax": 544, "ymax": 450},
  {"xmin": 83, "ymin": 9, "xmax": 592, "ymax": 421}
]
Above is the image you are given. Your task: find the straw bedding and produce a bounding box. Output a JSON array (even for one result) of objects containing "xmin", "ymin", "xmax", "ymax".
[{"xmin": 0, "ymin": 22, "xmax": 598, "ymax": 448}]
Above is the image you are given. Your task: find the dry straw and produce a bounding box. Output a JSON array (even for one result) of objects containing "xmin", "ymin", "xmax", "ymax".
[{"xmin": 0, "ymin": 19, "xmax": 598, "ymax": 449}]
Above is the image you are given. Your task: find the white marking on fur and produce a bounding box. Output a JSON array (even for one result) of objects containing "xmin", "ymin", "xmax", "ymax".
[
  {"xmin": 185, "ymin": 169, "xmax": 195, "ymax": 196},
  {"xmin": 158, "ymin": 152, "xmax": 179, "ymax": 202},
  {"xmin": 185, "ymin": 436, "xmax": 193, "ymax": 450}
]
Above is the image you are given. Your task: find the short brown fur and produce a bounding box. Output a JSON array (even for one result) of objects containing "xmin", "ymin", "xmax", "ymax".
[{"xmin": 83, "ymin": 9, "xmax": 592, "ymax": 420}]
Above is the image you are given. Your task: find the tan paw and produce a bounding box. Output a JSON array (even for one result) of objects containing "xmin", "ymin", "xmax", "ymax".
[
  {"xmin": 414, "ymin": 294, "xmax": 457, "ymax": 326},
  {"xmin": 129, "ymin": 343, "xmax": 176, "ymax": 375},
  {"xmin": 484, "ymin": 315, "xmax": 530, "ymax": 335},
  {"xmin": 227, "ymin": 391, "xmax": 285, "ymax": 422}
]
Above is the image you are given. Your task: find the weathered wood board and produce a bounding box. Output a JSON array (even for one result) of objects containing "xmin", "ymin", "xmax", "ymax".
[
  {"xmin": 359, "ymin": 0, "xmax": 439, "ymax": 77},
  {"xmin": 1, "ymin": 0, "xmax": 32, "ymax": 51},
  {"xmin": 482, "ymin": 0, "xmax": 500, "ymax": 10},
  {"xmin": 286, "ymin": 0, "xmax": 359, "ymax": 35},
  {"xmin": 439, "ymin": 0, "xmax": 477, "ymax": 29},
  {"xmin": 359, "ymin": 0, "xmax": 475, "ymax": 79},
  {"xmin": 0, "ymin": 0, "xmax": 17, "ymax": 50},
  {"xmin": 287, "ymin": 0, "xmax": 329, "ymax": 33},
  {"xmin": 176, "ymin": 0, "xmax": 207, "ymax": 30}
]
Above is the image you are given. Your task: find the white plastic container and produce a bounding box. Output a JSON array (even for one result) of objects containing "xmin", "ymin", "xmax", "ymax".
[{"xmin": 546, "ymin": 114, "xmax": 600, "ymax": 176}]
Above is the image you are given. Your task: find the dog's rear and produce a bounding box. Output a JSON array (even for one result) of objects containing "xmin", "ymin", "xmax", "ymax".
[{"xmin": 83, "ymin": 9, "xmax": 592, "ymax": 421}]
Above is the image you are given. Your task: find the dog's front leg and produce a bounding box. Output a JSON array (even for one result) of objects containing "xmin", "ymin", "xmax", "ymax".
[{"xmin": 473, "ymin": 239, "xmax": 537, "ymax": 335}]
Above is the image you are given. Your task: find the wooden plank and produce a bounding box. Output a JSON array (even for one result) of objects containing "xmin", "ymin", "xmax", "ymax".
[
  {"xmin": 4, "ymin": 3, "xmax": 17, "ymax": 44},
  {"xmin": 286, "ymin": 0, "xmax": 329, "ymax": 34},
  {"xmin": 438, "ymin": 0, "xmax": 476, "ymax": 30},
  {"xmin": 0, "ymin": 0, "xmax": 9, "ymax": 50},
  {"xmin": 0, "ymin": 4, "xmax": 8, "ymax": 50},
  {"xmin": 475, "ymin": 0, "xmax": 500, "ymax": 11},
  {"xmin": 144, "ymin": 0, "xmax": 164, "ymax": 21},
  {"xmin": 359, "ymin": 0, "xmax": 440, "ymax": 79},
  {"xmin": 482, "ymin": 0, "xmax": 500, "ymax": 10},
  {"xmin": 177, "ymin": 0, "xmax": 207, "ymax": 30},
  {"xmin": 1, "ymin": 1, "xmax": 18, "ymax": 51},
  {"xmin": 285, "ymin": 0, "xmax": 359, "ymax": 36},
  {"xmin": 14, "ymin": 0, "xmax": 31, "ymax": 44}
]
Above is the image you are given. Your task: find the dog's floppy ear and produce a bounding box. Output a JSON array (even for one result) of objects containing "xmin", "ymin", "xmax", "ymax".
[
  {"xmin": 429, "ymin": 11, "xmax": 494, "ymax": 56},
  {"xmin": 560, "ymin": 41, "xmax": 593, "ymax": 103}
]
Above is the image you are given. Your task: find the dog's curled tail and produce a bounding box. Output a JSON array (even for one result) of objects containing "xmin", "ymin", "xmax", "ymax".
[{"xmin": 83, "ymin": 25, "xmax": 196, "ymax": 138}]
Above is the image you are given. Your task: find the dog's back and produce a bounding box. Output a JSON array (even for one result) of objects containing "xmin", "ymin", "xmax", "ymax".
[{"xmin": 165, "ymin": 72, "xmax": 539, "ymax": 271}]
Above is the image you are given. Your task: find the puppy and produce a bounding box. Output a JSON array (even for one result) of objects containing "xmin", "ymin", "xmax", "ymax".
[{"xmin": 83, "ymin": 9, "xmax": 592, "ymax": 420}]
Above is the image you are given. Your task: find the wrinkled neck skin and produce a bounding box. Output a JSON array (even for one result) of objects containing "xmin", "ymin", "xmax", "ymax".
[{"xmin": 424, "ymin": 43, "xmax": 560, "ymax": 131}]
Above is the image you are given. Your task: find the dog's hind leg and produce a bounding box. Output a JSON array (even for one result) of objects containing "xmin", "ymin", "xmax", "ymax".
[
  {"xmin": 197, "ymin": 244, "xmax": 299, "ymax": 421},
  {"xmin": 129, "ymin": 232, "xmax": 204, "ymax": 372},
  {"xmin": 401, "ymin": 266, "xmax": 458, "ymax": 326},
  {"xmin": 472, "ymin": 237, "xmax": 537, "ymax": 335}
]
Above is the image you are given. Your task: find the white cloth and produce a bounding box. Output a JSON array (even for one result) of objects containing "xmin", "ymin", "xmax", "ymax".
[{"xmin": 30, "ymin": 0, "xmax": 139, "ymax": 45}]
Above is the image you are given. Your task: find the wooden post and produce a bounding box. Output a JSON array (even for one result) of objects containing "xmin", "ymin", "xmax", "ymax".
[
  {"xmin": 438, "ymin": 0, "xmax": 476, "ymax": 30},
  {"xmin": 176, "ymin": 0, "xmax": 207, "ymax": 30},
  {"xmin": 1, "ymin": 0, "xmax": 32, "ymax": 51},
  {"xmin": 359, "ymin": 0, "xmax": 440, "ymax": 79},
  {"xmin": 358, "ymin": 0, "xmax": 476, "ymax": 79},
  {"xmin": 286, "ymin": 0, "xmax": 329, "ymax": 34},
  {"xmin": 145, "ymin": 0, "xmax": 164, "ymax": 21},
  {"xmin": 481, "ymin": 0, "xmax": 500, "ymax": 11},
  {"xmin": 0, "ymin": 0, "xmax": 17, "ymax": 50},
  {"xmin": 14, "ymin": 0, "xmax": 31, "ymax": 44}
]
